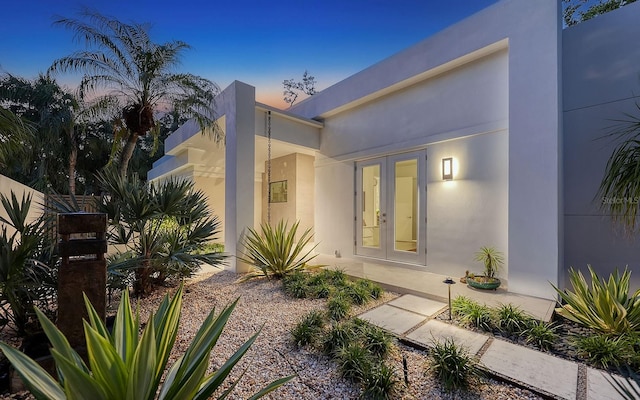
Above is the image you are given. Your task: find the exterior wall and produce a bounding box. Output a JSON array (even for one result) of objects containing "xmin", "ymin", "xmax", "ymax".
[
  {"xmin": 317, "ymin": 50, "xmax": 508, "ymax": 159},
  {"xmin": 193, "ymin": 175, "xmax": 226, "ymax": 242},
  {"xmin": 314, "ymin": 157, "xmax": 355, "ymax": 258},
  {"xmin": 301, "ymin": 0, "xmax": 561, "ymax": 299},
  {"xmin": 562, "ymin": 2, "xmax": 640, "ymax": 290},
  {"xmin": 0, "ymin": 175, "xmax": 44, "ymax": 235},
  {"xmin": 427, "ymin": 131, "xmax": 509, "ymax": 283},
  {"xmin": 313, "ymin": 51, "xmax": 509, "ymax": 278},
  {"xmin": 261, "ymin": 153, "xmax": 315, "ymax": 240}
]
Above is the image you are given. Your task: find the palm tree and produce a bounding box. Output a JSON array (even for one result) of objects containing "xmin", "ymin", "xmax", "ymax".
[
  {"xmin": 0, "ymin": 74, "xmax": 79, "ymax": 193},
  {"xmin": 95, "ymin": 169, "xmax": 225, "ymax": 297},
  {"xmin": 598, "ymin": 103, "xmax": 640, "ymax": 233},
  {"xmin": 48, "ymin": 9, "xmax": 223, "ymax": 177},
  {"xmin": 0, "ymin": 107, "xmax": 32, "ymax": 171}
]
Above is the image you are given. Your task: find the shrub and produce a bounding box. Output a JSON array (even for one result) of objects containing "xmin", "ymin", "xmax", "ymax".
[
  {"xmin": 574, "ymin": 334, "xmax": 633, "ymax": 369},
  {"xmin": 97, "ymin": 171, "xmax": 225, "ymax": 296},
  {"xmin": 337, "ymin": 343, "xmax": 371, "ymax": 382},
  {"xmin": 496, "ymin": 304, "xmax": 531, "ymax": 335},
  {"xmin": 323, "ymin": 322, "xmax": 357, "ymax": 356},
  {"xmin": 291, "ymin": 310, "xmax": 325, "ymax": 347},
  {"xmin": 344, "ymin": 282, "xmax": 371, "ymax": 306},
  {"xmin": 239, "ymin": 220, "xmax": 318, "ymax": 281},
  {"xmin": 361, "ymin": 324, "xmax": 395, "ymax": 358},
  {"xmin": 356, "ymin": 279, "xmax": 383, "ymax": 300},
  {"xmin": 313, "ymin": 282, "xmax": 332, "ymax": 299},
  {"xmin": 360, "ymin": 362, "xmax": 399, "ymax": 400},
  {"xmin": 460, "ymin": 303, "xmax": 493, "ymax": 332},
  {"xmin": 328, "ymin": 293, "xmax": 352, "ymax": 321},
  {"xmin": 451, "ymin": 295, "xmax": 477, "ymax": 317},
  {"xmin": 0, "ymin": 285, "xmax": 292, "ymax": 400},
  {"xmin": 522, "ymin": 320, "xmax": 558, "ymax": 351},
  {"xmin": 427, "ymin": 338, "xmax": 480, "ymax": 392},
  {"xmin": 321, "ymin": 268, "xmax": 348, "ymax": 286},
  {"xmin": 284, "ymin": 279, "xmax": 310, "ymax": 299},
  {"xmin": 552, "ymin": 266, "xmax": 640, "ymax": 335},
  {"xmin": 0, "ymin": 191, "xmax": 57, "ymax": 335}
]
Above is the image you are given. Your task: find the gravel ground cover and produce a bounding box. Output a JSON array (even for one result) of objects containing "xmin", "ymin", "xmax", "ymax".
[{"xmin": 0, "ymin": 270, "xmax": 543, "ymax": 399}]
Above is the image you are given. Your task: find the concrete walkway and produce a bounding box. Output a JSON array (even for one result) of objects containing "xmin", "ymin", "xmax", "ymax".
[{"xmin": 358, "ymin": 294, "xmax": 639, "ymax": 400}]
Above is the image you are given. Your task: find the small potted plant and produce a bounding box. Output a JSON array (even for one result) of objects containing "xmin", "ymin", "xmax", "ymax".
[{"xmin": 467, "ymin": 246, "xmax": 503, "ymax": 290}]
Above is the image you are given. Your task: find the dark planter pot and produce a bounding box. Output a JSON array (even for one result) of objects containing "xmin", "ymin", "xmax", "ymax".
[{"xmin": 467, "ymin": 276, "xmax": 501, "ymax": 290}]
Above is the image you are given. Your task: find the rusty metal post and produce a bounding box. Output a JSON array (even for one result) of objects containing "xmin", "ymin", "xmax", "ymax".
[{"xmin": 57, "ymin": 213, "xmax": 107, "ymax": 348}]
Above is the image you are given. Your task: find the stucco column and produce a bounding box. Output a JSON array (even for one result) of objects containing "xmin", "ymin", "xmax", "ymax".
[
  {"xmin": 507, "ymin": 0, "xmax": 562, "ymax": 299},
  {"xmin": 223, "ymin": 81, "xmax": 256, "ymax": 272}
]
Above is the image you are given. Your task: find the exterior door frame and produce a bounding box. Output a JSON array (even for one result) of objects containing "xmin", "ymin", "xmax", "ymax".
[{"xmin": 355, "ymin": 149, "xmax": 427, "ymax": 265}]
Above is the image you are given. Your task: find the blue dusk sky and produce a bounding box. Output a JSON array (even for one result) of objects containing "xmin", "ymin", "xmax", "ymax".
[{"xmin": 0, "ymin": 0, "xmax": 501, "ymax": 108}]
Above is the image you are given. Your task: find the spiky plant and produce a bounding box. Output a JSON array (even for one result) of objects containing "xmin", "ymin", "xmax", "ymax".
[
  {"xmin": 239, "ymin": 220, "xmax": 318, "ymax": 281},
  {"xmin": 473, "ymin": 246, "xmax": 504, "ymax": 279},
  {"xmin": 0, "ymin": 285, "xmax": 293, "ymax": 399},
  {"xmin": 496, "ymin": 304, "xmax": 531, "ymax": 336},
  {"xmin": 427, "ymin": 338, "xmax": 480, "ymax": 392},
  {"xmin": 552, "ymin": 266, "xmax": 640, "ymax": 335},
  {"xmin": 522, "ymin": 320, "xmax": 558, "ymax": 351}
]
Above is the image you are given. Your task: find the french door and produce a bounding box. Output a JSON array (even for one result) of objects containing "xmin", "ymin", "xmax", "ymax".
[{"xmin": 355, "ymin": 150, "xmax": 426, "ymax": 264}]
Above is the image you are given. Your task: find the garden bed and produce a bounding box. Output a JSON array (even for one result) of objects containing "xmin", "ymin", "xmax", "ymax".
[{"xmin": 0, "ymin": 270, "xmax": 543, "ymax": 399}]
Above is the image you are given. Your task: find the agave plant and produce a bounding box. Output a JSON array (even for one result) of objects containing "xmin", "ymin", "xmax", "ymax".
[
  {"xmin": 552, "ymin": 266, "xmax": 640, "ymax": 335},
  {"xmin": 239, "ymin": 220, "xmax": 318, "ymax": 281},
  {"xmin": 0, "ymin": 285, "xmax": 293, "ymax": 400}
]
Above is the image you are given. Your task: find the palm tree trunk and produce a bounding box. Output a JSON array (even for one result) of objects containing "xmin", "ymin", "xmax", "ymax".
[
  {"xmin": 68, "ymin": 126, "xmax": 77, "ymax": 195},
  {"xmin": 119, "ymin": 132, "xmax": 139, "ymax": 178}
]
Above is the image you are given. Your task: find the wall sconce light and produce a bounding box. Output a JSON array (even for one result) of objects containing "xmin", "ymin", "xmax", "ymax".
[{"xmin": 442, "ymin": 157, "xmax": 453, "ymax": 180}]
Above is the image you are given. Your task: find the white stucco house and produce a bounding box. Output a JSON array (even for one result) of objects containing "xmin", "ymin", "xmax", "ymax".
[{"xmin": 148, "ymin": 0, "xmax": 640, "ymax": 300}]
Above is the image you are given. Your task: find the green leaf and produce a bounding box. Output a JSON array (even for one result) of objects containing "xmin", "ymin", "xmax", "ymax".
[
  {"xmin": 0, "ymin": 342, "xmax": 65, "ymax": 400},
  {"xmin": 84, "ymin": 322, "xmax": 128, "ymax": 399},
  {"xmin": 50, "ymin": 348, "xmax": 108, "ymax": 400},
  {"xmin": 127, "ymin": 318, "xmax": 158, "ymax": 400},
  {"xmin": 112, "ymin": 289, "xmax": 139, "ymax": 367}
]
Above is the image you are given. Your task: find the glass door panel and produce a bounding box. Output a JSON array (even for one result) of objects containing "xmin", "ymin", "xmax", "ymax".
[
  {"xmin": 356, "ymin": 159, "xmax": 386, "ymax": 258},
  {"xmin": 356, "ymin": 150, "xmax": 426, "ymax": 265},
  {"xmin": 361, "ymin": 164, "xmax": 381, "ymax": 249},
  {"xmin": 387, "ymin": 152, "xmax": 425, "ymax": 264},
  {"xmin": 394, "ymin": 159, "xmax": 417, "ymax": 252}
]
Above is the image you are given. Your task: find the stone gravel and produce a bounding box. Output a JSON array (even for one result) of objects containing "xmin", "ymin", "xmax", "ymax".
[{"xmin": 1, "ymin": 270, "xmax": 544, "ymax": 399}]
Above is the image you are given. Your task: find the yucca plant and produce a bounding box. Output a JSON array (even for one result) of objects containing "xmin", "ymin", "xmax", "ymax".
[
  {"xmin": 473, "ymin": 246, "xmax": 504, "ymax": 279},
  {"xmin": 0, "ymin": 285, "xmax": 293, "ymax": 400},
  {"xmin": 239, "ymin": 220, "xmax": 318, "ymax": 281},
  {"xmin": 552, "ymin": 266, "xmax": 640, "ymax": 335}
]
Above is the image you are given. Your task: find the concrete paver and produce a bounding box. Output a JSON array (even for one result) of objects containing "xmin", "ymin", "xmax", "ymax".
[
  {"xmin": 406, "ymin": 319, "xmax": 489, "ymax": 356},
  {"xmin": 587, "ymin": 367, "xmax": 640, "ymax": 400},
  {"xmin": 388, "ymin": 294, "xmax": 446, "ymax": 317},
  {"xmin": 358, "ymin": 304, "xmax": 426, "ymax": 335},
  {"xmin": 480, "ymin": 339, "xmax": 578, "ymax": 400}
]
